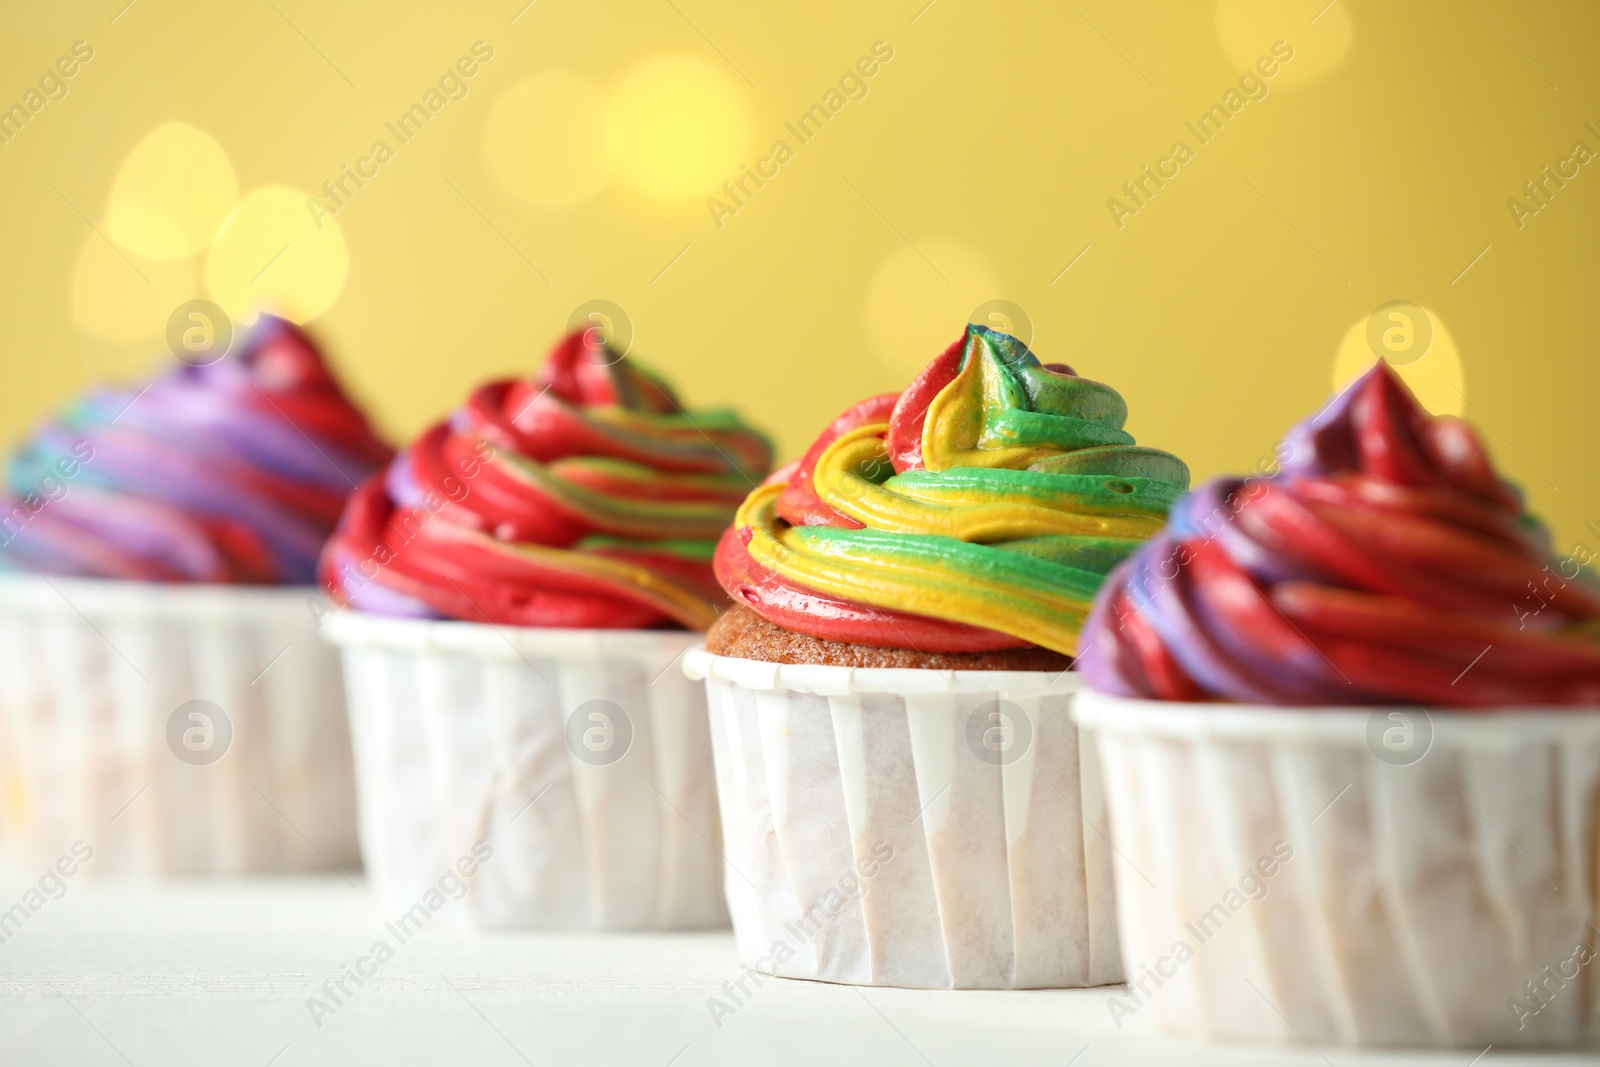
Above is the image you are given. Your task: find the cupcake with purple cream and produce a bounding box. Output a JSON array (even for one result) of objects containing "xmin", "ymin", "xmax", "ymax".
[
  {"xmin": 0, "ymin": 315, "xmax": 390, "ymax": 875},
  {"xmin": 1072, "ymin": 364, "xmax": 1600, "ymax": 1048}
]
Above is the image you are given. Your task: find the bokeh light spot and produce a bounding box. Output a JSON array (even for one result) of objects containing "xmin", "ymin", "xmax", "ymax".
[
  {"xmin": 105, "ymin": 121, "xmax": 239, "ymax": 262},
  {"xmin": 1215, "ymin": 0, "xmax": 1353, "ymax": 89},
  {"xmin": 607, "ymin": 55, "xmax": 750, "ymax": 200},
  {"xmin": 1333, "ymin": 306, "xmax": 1464, "ymax": 416},
  {"xmin": 864, "ymin": 239, "xmax": 1003, "ymax": 378},
  {"xmin": 71, "ymin": 235, "xmax": 197, "ymax": 345},
  {"xmin": 204, "ymin": 187, "xmax": 349, "ymax": 325},
  {"xmin": 484, "ymin": 70, "xmax": 615, "ymax": 209}
]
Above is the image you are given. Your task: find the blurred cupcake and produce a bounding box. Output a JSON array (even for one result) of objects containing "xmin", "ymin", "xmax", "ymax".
[
  {"xmin": 0, "ymin": 315, "xmax": 391, "ymax": 874},
  {"xmin": 685, "ymin": 324, "xmax": 1189, "ymax": 988},
  {"xmin": 319, "ymin": 329, "xmax": 772, "ymax": 929},
  {"xmin": 1074, "ymin": 363, "xmax": 1600, "ymax": 1047}
]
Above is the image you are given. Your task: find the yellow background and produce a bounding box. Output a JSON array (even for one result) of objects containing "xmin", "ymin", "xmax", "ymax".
[{"xmin": 2, "ymin": 0, "xmax": 1596, "ymax": 550}]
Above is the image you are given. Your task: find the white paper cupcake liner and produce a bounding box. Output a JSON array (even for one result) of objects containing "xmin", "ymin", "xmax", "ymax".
[
  {"xmin": 322, "ymin": 610, "xmax": 728, "ymax": 930},
  {"xmin": 1073, "ymin": 689, "xmax": 1600, "ymax": 1049},
  {"xmin": 685, "ymin": 649, "xmax": 1121, "ymax": 989},
  {"xmin": 0, "ymin": 573, "xmax": 358, "ymax": 875}
]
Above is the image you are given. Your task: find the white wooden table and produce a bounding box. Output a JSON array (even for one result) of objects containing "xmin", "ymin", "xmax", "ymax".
[{"xmin": 0, "ymin": 858, "xmax": 1589, "ymax": 1067}]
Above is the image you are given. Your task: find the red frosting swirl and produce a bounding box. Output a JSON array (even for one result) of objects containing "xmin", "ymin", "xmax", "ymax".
[
  {"xmin": 319, "ymin": 331, "xmax": 773, "ymax": 629},
  {"xmin": 1079, "ymin": 364, "xmax": 1600, "ymax": 706}
]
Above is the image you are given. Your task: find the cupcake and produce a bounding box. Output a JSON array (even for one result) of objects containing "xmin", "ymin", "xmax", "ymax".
[
  {"xmin": 1074, "ymin": 363, "xmax": 1600, "ymax": 1047},
  {"xmin": 685, "ymin": 323, "xmax": 1190, "ymax": 988},
  {"xmin": 319, "ymin": 328, "xmax": 773, "ymax": 929},
  {"xmin": 0, "ymin": 315, "xmax": 391, "ymax": 874}
]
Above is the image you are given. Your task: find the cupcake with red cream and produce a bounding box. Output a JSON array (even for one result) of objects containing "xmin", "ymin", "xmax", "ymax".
[
  {"xmin": 0, "ymin": 315, "xmax": 390, "ymax": 874},
  {"xmin": 685, "ymin": 324, "xmax": 1189, "ymax": 988},
  {"xmin": 319, "ymin": 328, "xmax": 772, "ymax": 929},
  {"xmin": 1073, "ymin": 362, "xmax": 1600, "ymax": 1047}
]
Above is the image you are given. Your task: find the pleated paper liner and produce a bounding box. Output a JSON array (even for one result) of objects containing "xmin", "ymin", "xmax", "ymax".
[
  {"xmin": 0, "ymin": 573, "xmax": 358, "ymax": 874},
  {"xmin": 685, "ymin": 648, "xmax": 1121, "ymax": 989},
  {"xmin": 323, "ymin": 610, "xmax": 728, "ymax": 930},
  {"xmin": 1074, "ymin": 689, "xmax": 1600, "ymax": 1048}
]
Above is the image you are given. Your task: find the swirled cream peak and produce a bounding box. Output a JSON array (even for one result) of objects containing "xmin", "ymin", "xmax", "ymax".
[
  {"xmin": 1078, "ymin": 362, "xmax": 1600, "ymax": 705},
  {"xmin": 0, "ymin": 316, "xmax": 391, "ymax": 583},
  {"xmin": 320, "ymin": 329, "xmax": 774, "ymax": 629},
  {"xmin": 716, "ymin": 324, "xmax": 1190, "ymax": 655}
]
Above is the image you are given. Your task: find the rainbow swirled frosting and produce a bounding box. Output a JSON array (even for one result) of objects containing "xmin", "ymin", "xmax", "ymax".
[
  {"xmin": 715, "ymin": 324, "xmax": 1190, "ymax": 656},
  {"xmin": 320, "ymin": 330, "xmax": 774, "ymax": 629},
  {"xmin": 1078, "ymin": 363, "xmax": 1600, "ymax": 705},
  {"xmin": 0, "ymin": 316, "xmax": 391, "ymax": 584}
]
